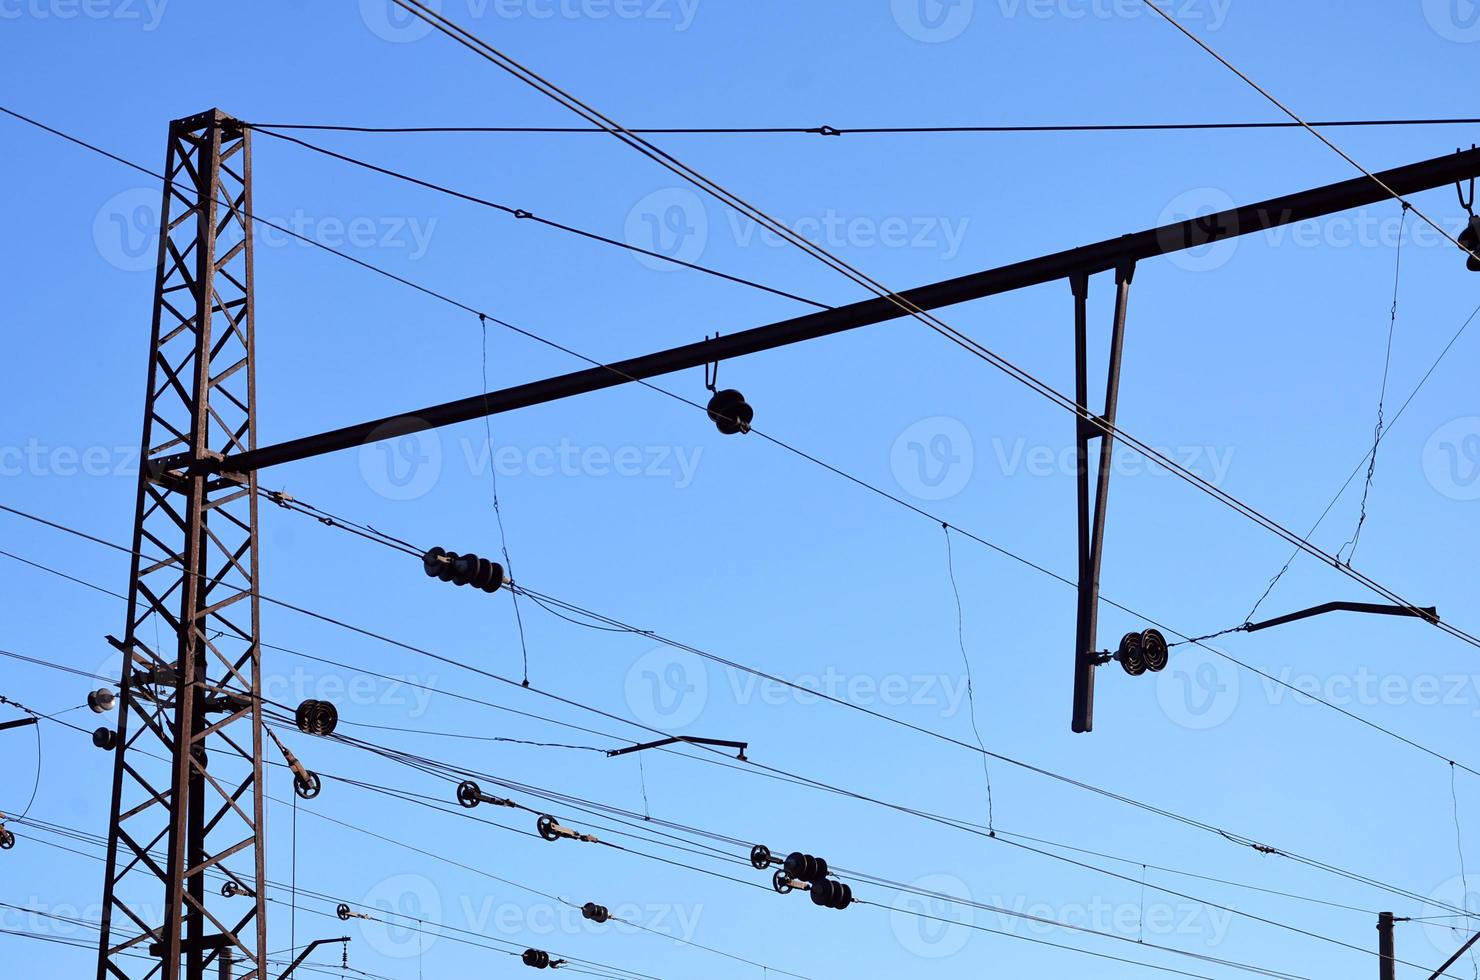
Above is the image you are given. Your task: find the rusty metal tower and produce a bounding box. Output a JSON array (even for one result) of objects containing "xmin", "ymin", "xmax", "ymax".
[{"xmin": 96, "ymin": 109, "xmax": 266, "ymax": 980}]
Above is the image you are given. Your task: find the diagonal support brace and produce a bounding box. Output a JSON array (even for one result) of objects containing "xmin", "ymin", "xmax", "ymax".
[{"xmin": 1071, "ymin": 262, "xmax": 1135, "ymax": 734}]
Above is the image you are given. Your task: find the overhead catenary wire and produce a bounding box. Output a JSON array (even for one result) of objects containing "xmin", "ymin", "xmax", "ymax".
[
  {"xmin": 1, "ymin": 625, "xmax": 1410, "ymax": 936},
  {"xmin": 1134, "ymin": 0, "xmax": 1480, "ymax": 269},
  {"xmin": 248, "ymin": 125, "xmax": 832, "ymax": 310},
  {"xmin": 1338, "ymin": 203, "xmax": 1408, "ymax": 565},
  {"xmin": 247, "ymin": 715, "xmax": 1461, "ymax": 980},
  {"xmin": 7, "ymin": 102, "xmax": 1480, "ymax": 780},
  {"xmin": 16, "ymin": 813, "xmax": 1290, "ymax": 980},
  {"xmin": 5, "ymin": 505, "xmax": 1480, "ymax": 924},
  {"xmin": 11, "ymin": 618, "xmax": 1477, "ymax": 973},
  {"xmin": 2, "ymin": 88, "xmax": 1480, "ymax": 971},
  {"xmin": 244, "ymin": 117, "xmax": 1480, "ymax": 136},
  {"xmin": 277, "ymin": 695, "xmax": 1470, "ymax": 979},
  {"xmin": 384, "ymin": 0, "xmax": 1480, "ymax": 668}
]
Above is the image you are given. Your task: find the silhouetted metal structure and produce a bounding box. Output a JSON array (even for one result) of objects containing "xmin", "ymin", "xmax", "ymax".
[
  {"xmin": 97, "ymin": 124, "xmax": 1480, "ymax": 980},
  {"xmin": 173, "ymin": 145, "xmax": 1480, "ymax": 736},
  {"xmin": 97, "ymin": 109, "xmax": 265, "ymax": 980}
]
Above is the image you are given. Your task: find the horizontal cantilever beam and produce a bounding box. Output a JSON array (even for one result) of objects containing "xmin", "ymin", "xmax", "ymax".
[
  {"xmin": 202, "ymin": 147, "xmax": 1480, "ymax": 475},
  {"xmin": 606, "ymin": 736, "xmax": 748, "ymax": 760},
  {"xmin": 1244, "ymin": 601, "xmax": 1441, "ymax": 634}
]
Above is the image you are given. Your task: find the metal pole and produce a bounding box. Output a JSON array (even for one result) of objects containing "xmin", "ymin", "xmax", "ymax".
[
  {"xmin": 1378, "ymin": 911, "xmax": 1395, "ymax": 980},
  {"xmin": 1070, "ymin": 272, "xmax": 1095, "ymax": 732},
  {"xmin": 1071, "ymin": 263, "xmax": 1134, "ymax": 733}
]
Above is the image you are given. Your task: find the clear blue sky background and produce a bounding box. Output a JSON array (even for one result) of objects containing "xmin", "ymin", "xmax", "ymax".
[{"xmin": 3, "ymin": 1, "xmax": 1480, "ymax": 977}]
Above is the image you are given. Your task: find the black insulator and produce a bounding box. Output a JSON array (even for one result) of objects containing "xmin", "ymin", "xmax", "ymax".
[
  {"xmin": 0, "ymin": 828, "xmax": 14, "ymax": 850},
  {"xmin": 294, "ymin": 771, "xmax": 322, "ymax": 800},
  {"xmin": 87, "ymin": 688, "xmax": 116, "ymax": 714},
  {"xmin": 1140, "ymin": 628, "xmax": 1169, "ymax": 673},
  {"xmin": 749, "ymin": 844, "xmax": 773, "ymax": 870},
  {"xmin": 424, "ymin": 547, "xmax": 503, "ymax": 593},
  {"xmin": 336, "ymin": 903, "xmax": 352, "ymax": 921},
  {"xmin": 522, "ymin": 948, "xmax": 552, "ymax": 969},
  {"xmin": 581, "ymin": 902, "xmax": 610, "ymax": 923},
  {"xmin": 1462, "ymin": 215, "xmax": 1480, "ymax": 272},
  {"xmin": 221, "ymin": 881, "xmax": 239, "ymax": 898},
  {"xmin": 457, "ymin": 780, "xmax": 483, "ymax": 809},
  {"xmin": 537, "ymin": 814, "xmax": 560, "ymax": 842},
  {"xmin": 809, "ymin": 879, "xmax": 853, "ymax": 910},
  {"xmin": 706, "ymin": 388, "xmax": 754, "ymax": 435},
  {"xmin": 1116, "ymin": 631, "xmax": 1147, "ymax": 676},
  {"xmin": 295, "ymin": 698, "xmax": 339, "ymax": 736},
  {"xmin": 771, "ymin": 870, "xmax": 793, "ymax": 895},
  {"xmin": 474, "ymin": 557, "xmax": 504, "ymax": 592},
  {"xmin": 92, "ymin": 727, "xmax": 117, "ymax": 751}
]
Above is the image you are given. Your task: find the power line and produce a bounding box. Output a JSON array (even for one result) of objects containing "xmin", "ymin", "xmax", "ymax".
[
  {"xmin": 9, "ymin": 611, "xmax": 1471, "ymax": 969},
  {"xmin": 1135, "ymin": 0, "xmax": 1480, "ymax": 268},
  {"xmin": 243, "ymin": 118, "xmax": 1480, "ymax": 136},
  {"xmin": 294, "ymin": 698, "xmax": 1467, "ymax": 978},
  {"xmin": 5, "ymin": 506, "xmax": 1478, "ymax": 921},
  {"xmin": 249, "ymin": 125, "xmax": 832, "ymax": 310},
  {"xmin": 10, "ymin": 102, "xmax": 1480, "ymax": 754},
  {"xmin": 385, "ymin": 0, "xmax": 1480, "ymax": 669}
]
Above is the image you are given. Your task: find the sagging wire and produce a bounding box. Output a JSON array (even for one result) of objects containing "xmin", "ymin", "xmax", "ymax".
[
  {"xmin": 1338, "ymin": 202, "xmax": 1409, "ymax": 566},
  {"xmin": 1451, "ymin": 762, "xmax": 1480, "ymax": 979},
  {"xmin": 942, "ymin": 524, "xmax": 995, "ymax": 833},
  {"xmin": 480, "ymin": 314, "xmax": 532, "ymax": 687}
]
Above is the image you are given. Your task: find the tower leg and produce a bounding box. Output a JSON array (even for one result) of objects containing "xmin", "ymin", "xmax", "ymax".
[{"xmin": 96, "ymin": 109, "xmax": 265, "ymax": 980}]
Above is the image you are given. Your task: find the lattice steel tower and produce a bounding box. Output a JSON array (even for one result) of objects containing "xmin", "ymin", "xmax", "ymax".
[{"xmin": 96, "ymin": 109, "xmax": 266, "ymax": 980}]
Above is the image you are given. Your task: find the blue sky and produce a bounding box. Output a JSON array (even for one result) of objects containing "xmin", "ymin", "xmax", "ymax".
[{"xmin": 4, "ymin": 1, "xmax": 1480, "ymax": 977}]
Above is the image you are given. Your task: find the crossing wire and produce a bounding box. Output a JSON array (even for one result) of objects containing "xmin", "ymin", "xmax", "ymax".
[
  {"xmin": 384, "ymin": 0, "xmax": 1480, "ymax": 665},
  {"xmin": 4, "ymin": 507, "xmax": 1479, "ymax": 923},
  {"xmin": 245, "ymin": 118, "xmax": 1480, "ymax": 136},
  {"xmin": 8, "ymin": 103, "xmax": 1480, "ymax": 781}
]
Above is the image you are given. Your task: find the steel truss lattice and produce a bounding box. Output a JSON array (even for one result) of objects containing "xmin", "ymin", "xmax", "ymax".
[{"xmin": 96, "ymin": 108, "xmax": 265, "ymax": 980}]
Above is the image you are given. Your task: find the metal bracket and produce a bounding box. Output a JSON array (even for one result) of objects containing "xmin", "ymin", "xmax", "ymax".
[
  {"xmin": 1071, "ymin": 262, "xmax": 1135, "ymax": 734},
  {"xmin": 606, "ymin": 735, "xmax": 748, "ymax": 760}
]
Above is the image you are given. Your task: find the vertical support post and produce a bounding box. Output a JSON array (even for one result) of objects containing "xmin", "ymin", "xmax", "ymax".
[
  {"xmin": 1377, "ymin": 911, "xmax": 1395, "ymax": 980},
  {"xmin": 96, "ymin": 109, "xmax": 265, "ymax": 980},
  {"xmin": 1070, "ymin": 262, "xmax": 1135, "ymax": 733}
]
